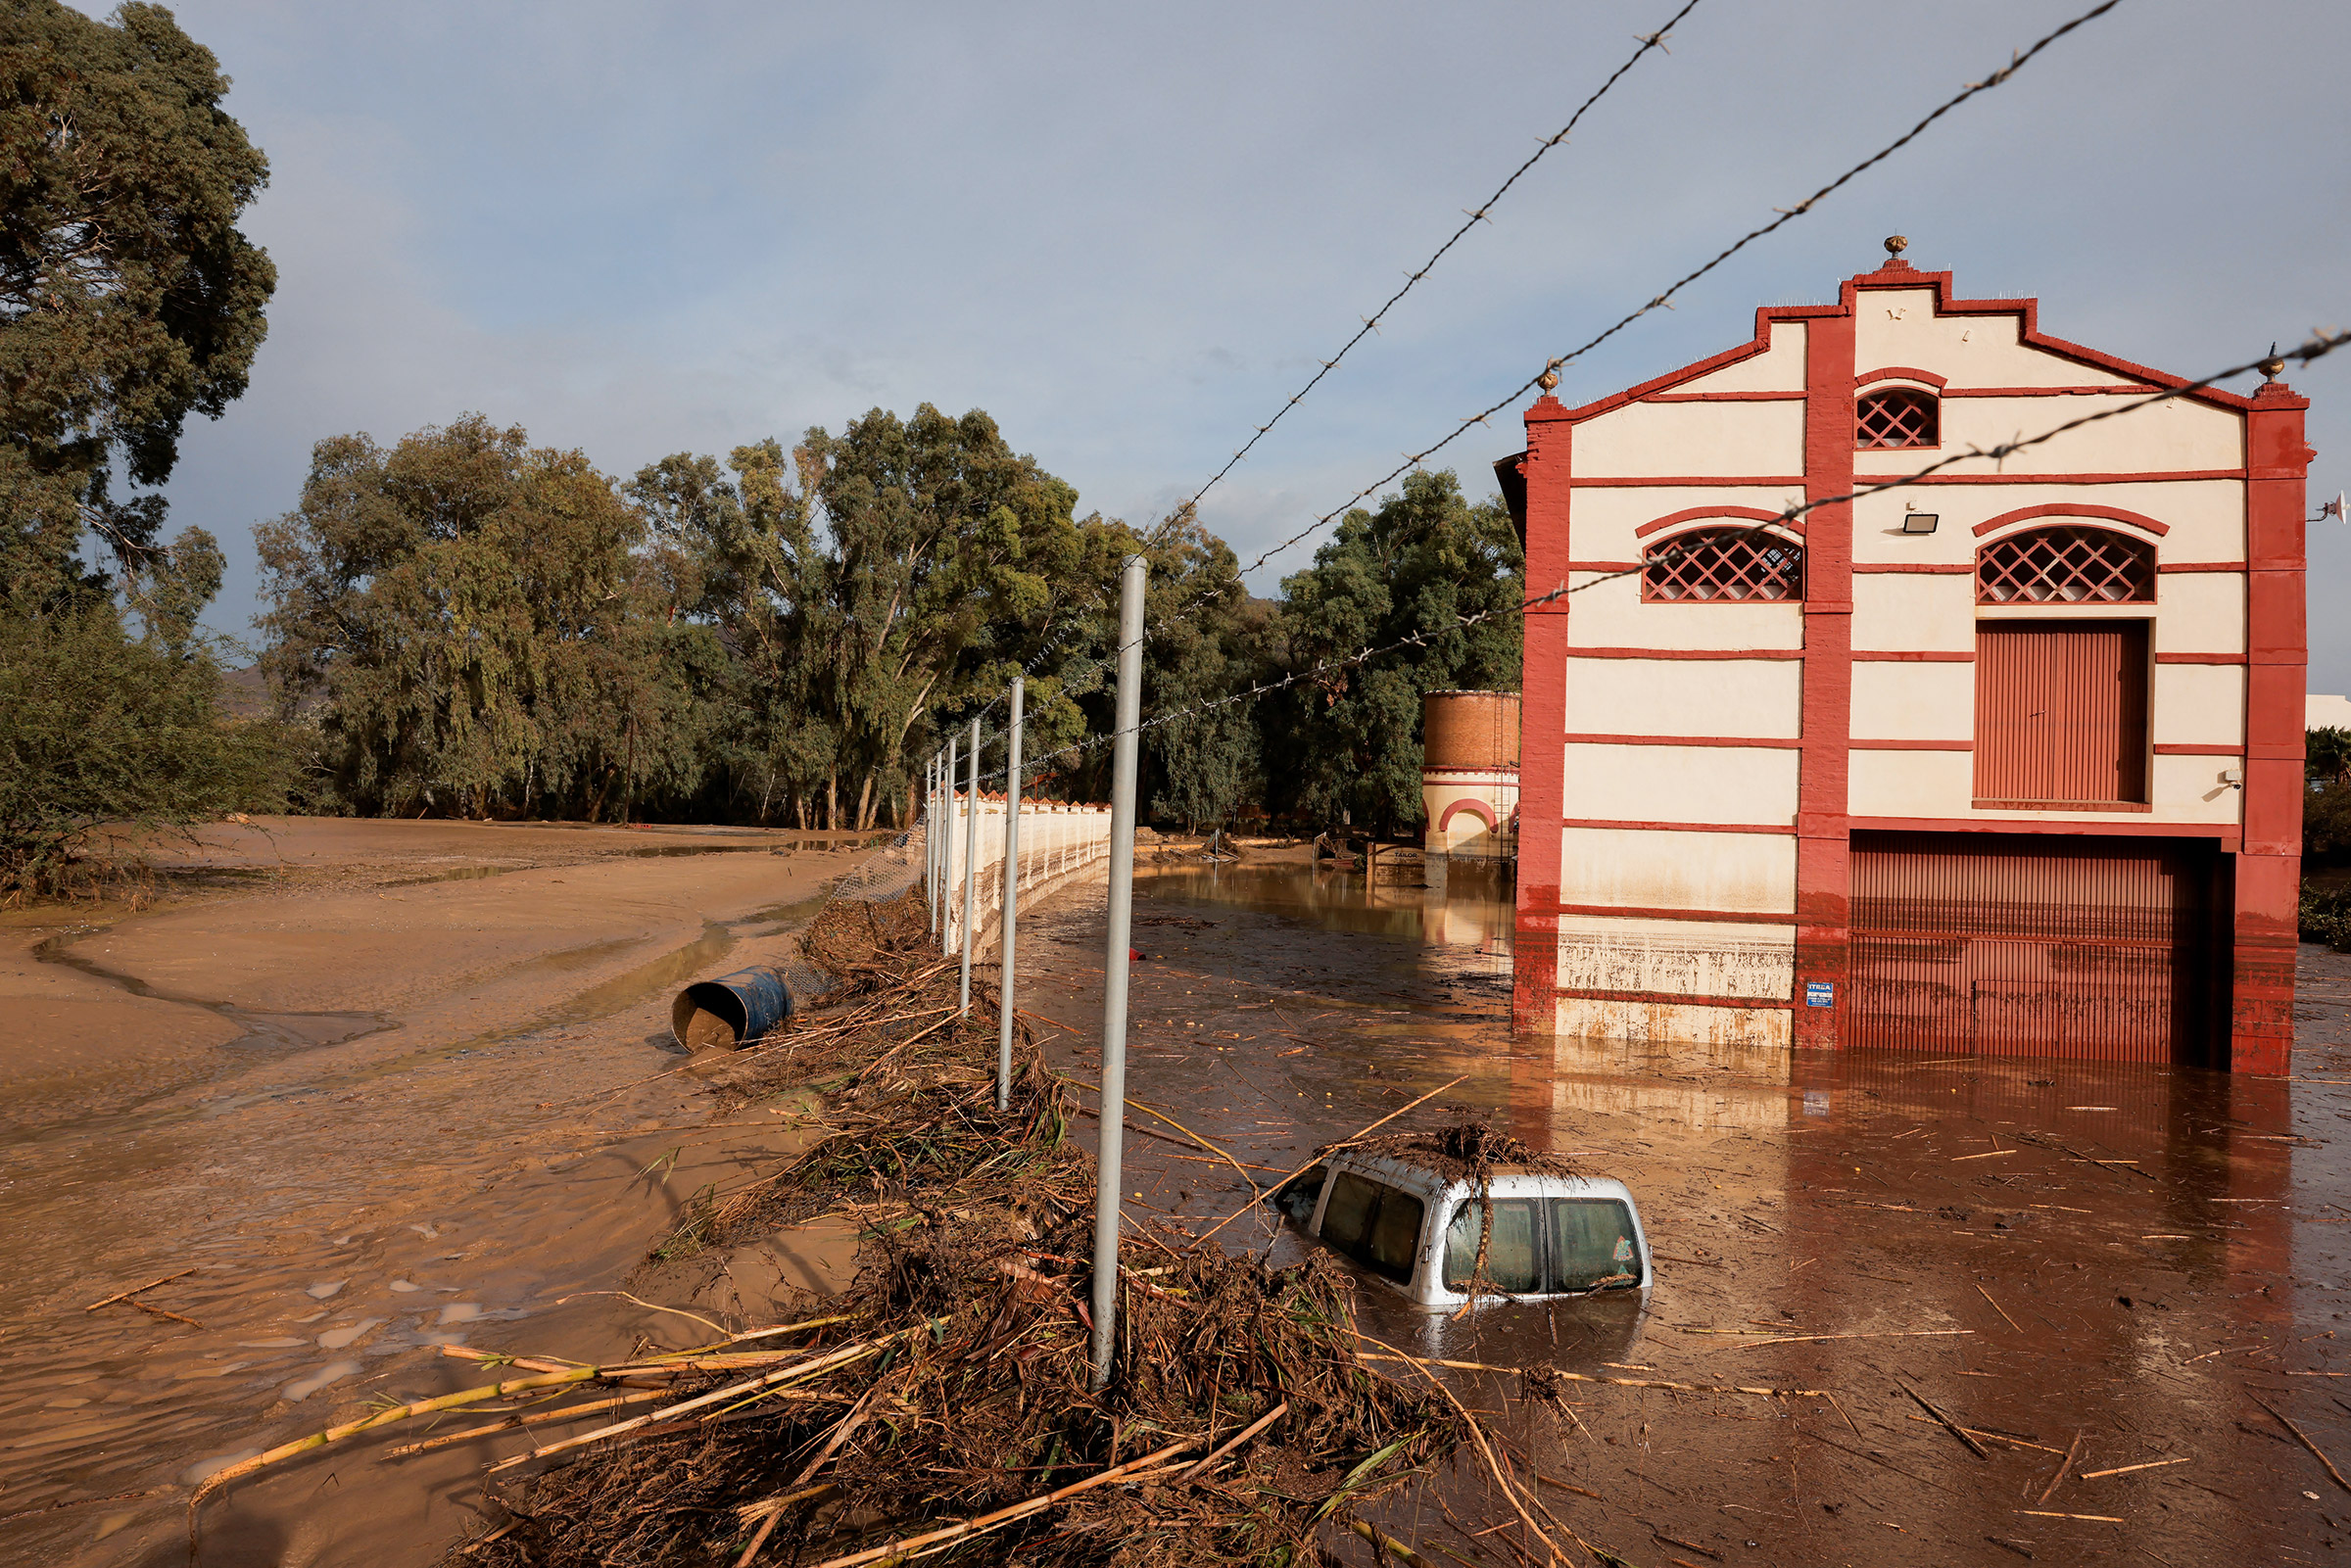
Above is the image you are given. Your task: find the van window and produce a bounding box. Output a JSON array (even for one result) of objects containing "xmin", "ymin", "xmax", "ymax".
[
  {"xmin": 1272, "ymin": 1164, "xmax": 1327, "ymax": 1222},
  {"xmin": 1550, "ymin": 1199, "xmax": 1641, "ymax": 1291},
  {"xmin": 1319, "ymin": 1172, "xmax": 1425, "ymax": 1284},
  {"xmin": 1442, "ymin": 1200, "xmax": 1541, "ymax": 1294}
]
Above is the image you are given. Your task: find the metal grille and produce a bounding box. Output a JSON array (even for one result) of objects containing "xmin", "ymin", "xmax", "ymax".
[
  {"xmin": 1977, "ymin": 526, "xmax": 2154, "ymax": 603},
  {"xmin": 1854, "ymin": 387, "xmax": 1938, "ymax": 449},
  {"xmin": 1641, "ymin": 528, "xmax": 1803, "ymax": 602},
  {"xmin": 1847, "ymin": 832, "xmax": 2215, "ymax": 1065}
]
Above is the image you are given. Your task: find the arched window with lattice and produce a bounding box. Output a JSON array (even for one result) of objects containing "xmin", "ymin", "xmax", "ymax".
[
  {"xmin": 1977, "ymin": 525, "xmax": 2155, "ymax": 604},
  {"xmin": 1855, "ymin": 386, "xmax": 1938, "ymax": 449},
  {"xmin": 1642, "ymin": 527, "xmax": 1803, "ymax": 602}
]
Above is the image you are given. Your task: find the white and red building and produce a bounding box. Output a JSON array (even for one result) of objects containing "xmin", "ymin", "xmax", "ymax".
[{"xmin": 1501, "ymin": 241, "xmax": 2312, "ymax": 1071}]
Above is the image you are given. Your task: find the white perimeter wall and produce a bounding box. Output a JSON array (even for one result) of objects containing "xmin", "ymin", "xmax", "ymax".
[{"xmin": 936, "ymin": 797, "xmax": 1115, "ymax": 955}]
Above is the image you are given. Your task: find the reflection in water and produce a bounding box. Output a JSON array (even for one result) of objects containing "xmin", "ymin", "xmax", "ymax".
[{"xmin": 1027, "ymin": 862, "xmax": 2332, "ymax": 1563}]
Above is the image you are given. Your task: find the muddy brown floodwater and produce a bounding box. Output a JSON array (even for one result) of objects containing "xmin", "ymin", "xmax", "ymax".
[
  {"xmin": 13, "ymin": 827, "xmax": 2351, "ymax": 1567},
  {"xmin": 1021, "ymin": 856, "xmax": 2351, "ymax": 1568},
  {"xmin": 0, "ymin": 818, "xmax": 874, "ymax": 1566}
]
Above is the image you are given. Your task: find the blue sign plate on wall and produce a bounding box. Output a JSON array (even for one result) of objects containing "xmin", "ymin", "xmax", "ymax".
[{"xmin": 1805, "ymin": 981, "xmax": 1835, "ymax": 1008}]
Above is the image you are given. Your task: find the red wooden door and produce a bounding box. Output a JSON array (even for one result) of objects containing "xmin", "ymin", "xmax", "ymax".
[{"xmin": 1974, "ymin": 621, "xmax": 2149, "ymax": 805}]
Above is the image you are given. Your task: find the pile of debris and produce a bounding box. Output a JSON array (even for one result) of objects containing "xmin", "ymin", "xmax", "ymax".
[{"xmin": 453, "ymin": 887, "xmax": 1462, "ymax": 1565}]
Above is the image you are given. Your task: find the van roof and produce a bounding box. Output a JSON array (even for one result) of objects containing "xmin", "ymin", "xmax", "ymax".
[{"xmin": 1330, "ymin": 1150, "xmax": 1634, "ymax": 1205}]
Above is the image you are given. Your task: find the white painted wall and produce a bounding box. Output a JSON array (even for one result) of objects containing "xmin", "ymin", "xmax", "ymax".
[
  {"xmin": 1569, "ymin": 400, "xmax": 1805, "ymax": 480},
  {"xmin": 1850, "ymin": 661, "xmax": 1974, "ymax": 741},
  {"xmin": 1563, "ymin": 657, "xmax": 1802, "ymax": 739},
  {"xmin": 1851, "ymin": 289, "xmax": 2140, "ymax": 389},
  {"xmin": 1555, "ymin": 995, "xmax": 1792, "ymax": 1050},
  {"xmin": 1560, "ymin": 741, "xmax": 1799, "ymax": 827},
  {"xmin": 1563, "ymin": 484, "xmax": 1806, "ymax": 561},
  {"xmin": 2151, "ymin": 664, "xmax": 2246, "ymax": 747},
  {"xmin": 1850, "ymin": 575, "xmax": 1976, "ymax": 653},
  {"xmin": 1557, "ymin": 915, "xmax": 1795, "ymax": 998},
  {"xmin": 1567, "ymin": 572, "xmax": 1804, "ymax": 651},
  {"xmin": 1558, "ymin": 826, "xmax": 1795, "ymax": 913},
  {"xmin": 1674, "ymin": 319, "xmax": 1808, "ymax": 395}
]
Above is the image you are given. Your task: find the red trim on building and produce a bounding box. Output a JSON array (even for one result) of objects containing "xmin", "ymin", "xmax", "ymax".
[
  {"xmin": 1571, "ymin": 474, "xmax": 1806, "ymax": 489},
  {"xmin": 1974, "ymin": 798, "xmax": 2156, "ymax": 814},
  {"xmin": 1853, "ymin": 365, "xmax": 1948, "ymax": 390},
  {"xmin": 1847, "ymin": 814, "xmax": 2241, "ymax": 843},
  {"xmin": 2154, "ymin": 743, "xmax": 2244, "ymax": 756},
  {"xmin": 1566, "ymin": 561, "xmax": 1642, "ymax": 573},
  {"xmin": 1854, "ymin": 563, "xmax": 1973, "ymax": 575},
  {"xmin": 1971, "ymin": 503, "xmax": 2172, "ymax": 539},
  {"xmin": 1562, "ymin": 733, "xmax": 1800, "ymax": 748},
  {"xmin": 2157, "ymin": 561, "xmax": 2247, "ymax": 573},
  {"xmin": 1851, "ymin": 738, "xmax": 1972, "ymax": 750},
  {"xmin": 1793, "ymin": 309, "xmax": 1855, "ymax": 1048},
  {"xmin": 1565, "ymin": 646, "xmax": 1804, "ymax": 660},
  {"xmin": 1436, "ymin": 797, "xmax": 1499, "ymax": 832},
  {"xmin": 1515, "ymin": 255, "xmax": 2290, "ymax": 1070},
  {"xmin": 1563, "ymin": 819, "xmax": 1798, "ymax": 835},
  {"xmin": 1634, "ymin": 505, "xmax": 1799, "ymax": 539},
  {"xmin": 1645, "ymin": 391, "xmax": 1807, "ymax": 403},
  {"xmin": 1942, "ymin": 384, "xmax": 2160, "ymax": 398},
  {"xmin": 1512, "ymin": 394, "xmax": 1574, "ymax": 1034},
  {"xmin": 1553, "ymin": 902, "xmax": 1795, "ymax": 925},
  {"xmin": 2234, "ymin": 378, "xmax": 2312, "ymax": 1073},
  {"xmin": 1553, "ymin": 986, "xmax": 1794, "ymax": 1011},
  {"xmin": 1893, "ymin": 469, "xmax": 2243, "ymax": 486}
]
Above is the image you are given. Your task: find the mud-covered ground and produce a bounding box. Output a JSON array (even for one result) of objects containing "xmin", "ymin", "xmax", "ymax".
[
  {"xmin": 1019, "ymin": 857, "xmax": 2351, "ymax": 1568},
  {"xmin": 0, "ymin": 819, "xmax": 876, "ymax": 1566}
]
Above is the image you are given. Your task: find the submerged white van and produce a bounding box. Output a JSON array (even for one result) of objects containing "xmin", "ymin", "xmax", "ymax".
[{"xmin": 1274, "ymin": 1150, "xmax": 1653, "ymax": 1311}]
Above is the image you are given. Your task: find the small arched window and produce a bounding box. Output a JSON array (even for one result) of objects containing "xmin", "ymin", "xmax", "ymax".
[
  {"xmin": 1855, "ymin": 386, "xmax": 1939, "ymax": 449},
  {"xmin": 1977, "ymin": 525, "xmax": 2154, "ymax": 604},
  {"xmin": 1643, "ymin": 527, "xmax": 1803, "ymax": 602}
]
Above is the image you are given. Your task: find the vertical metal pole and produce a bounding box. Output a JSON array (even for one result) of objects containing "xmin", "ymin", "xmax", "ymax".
[
  {"xmin": 959, "ymin": 716, "xmax": 981, "ymax": 1015},
  {"xmin": 995, "ymin": 679, "xmax": 1025, "ymax": 1112},
  {"xmin": 926, "ymin": 753, "xmax": 937, "ymax": 936},
  {"xmin": 1088, "ymin": 554, "xmax": 1146, "ymax": 1392},
  {"xmin": 941, "ymin": 736, "xmax": 957, "ymax": 955}
]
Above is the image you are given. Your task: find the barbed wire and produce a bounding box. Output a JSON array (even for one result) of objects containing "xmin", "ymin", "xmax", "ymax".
[
  {"xmin": 960, "ymin": 322, "xmax": 2342, "ymax": 793},
  {"xmin": 1172, "ymin": 0, "xmax": 1703, "ymax": 524},
  {"xmin": 950, "ymin": 0, "xmax": 2120, "ymax": 753},
  {"xmin": 1220, "ymin": 0, "xmax": 2125, "ymax": 589}
]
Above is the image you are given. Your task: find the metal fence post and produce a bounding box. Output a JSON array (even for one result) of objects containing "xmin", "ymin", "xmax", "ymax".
[
  {"xmin": 940, "ymin": 736, "xmax": 957, "ymax": 955},
  {"xmin": 926, "ymin": 752, "xmax": 937, "ymax": 937},
  {"xmin": 995, "ymin": 678, "xmax": 1025, "ymax": 1112},
  {"xmin": 1088, "ymin": 554, "xmax": 1146, "ymax": 1392},
  {"xmin": 959, "ymin": 716, "xmax": 981, "ymax": 1016}
]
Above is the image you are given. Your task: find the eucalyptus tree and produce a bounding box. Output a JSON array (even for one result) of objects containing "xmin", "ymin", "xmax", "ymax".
[
  {"xmin": 0, "ymin": 1, "xmax": 280, "ymax": 892},
  {"xmin": 1261, "ymin": 469, "xmax": 1522, "ymax": 835}
]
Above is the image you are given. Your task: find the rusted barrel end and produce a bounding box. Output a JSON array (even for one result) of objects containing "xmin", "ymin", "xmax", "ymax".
[{"xmin": 670, "ymin": 966, "xmax": 793, "ymax": 1051}]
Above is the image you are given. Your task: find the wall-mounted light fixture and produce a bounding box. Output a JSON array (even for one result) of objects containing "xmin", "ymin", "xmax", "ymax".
[
  {"xmin": 2221, "ymin": 767, "xmax": 2245, "ymax": 788},
  {"xmin": 1899, "ymin": 512, "xmax": 1940, "ymax": 535}
]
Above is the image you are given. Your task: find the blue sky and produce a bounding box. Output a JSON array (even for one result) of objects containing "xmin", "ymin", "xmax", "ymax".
[{"xmin": 135, "ymin": 1, "xmax": 2351, "ymax": 684}]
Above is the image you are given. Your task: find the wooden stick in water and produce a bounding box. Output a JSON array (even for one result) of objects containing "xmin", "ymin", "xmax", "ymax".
[
  {"xmin": 84, "ymin": 1267, "xmax": 197, "ymax": 1311},
  {"xmin": 2036, "ymin": 1432, "xmax": 2085, "ymax": 1505},
  {"xmin": 1197, "ymin": 1074, "xmax": 1467, "ymax": 1244},
  {"xmin": 2255, "ymin": 1395, "xmax": 2351, "ymax": 1495},
  {"xmin": 1898, "ymin": 1382, "xmax": 1987, "ymax": 1460}
]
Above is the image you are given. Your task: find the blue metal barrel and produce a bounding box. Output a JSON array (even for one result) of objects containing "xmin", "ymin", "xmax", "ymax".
[{"xmin": 670, "ymin": 965, "xmax": 793, "ymax": 1051}]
